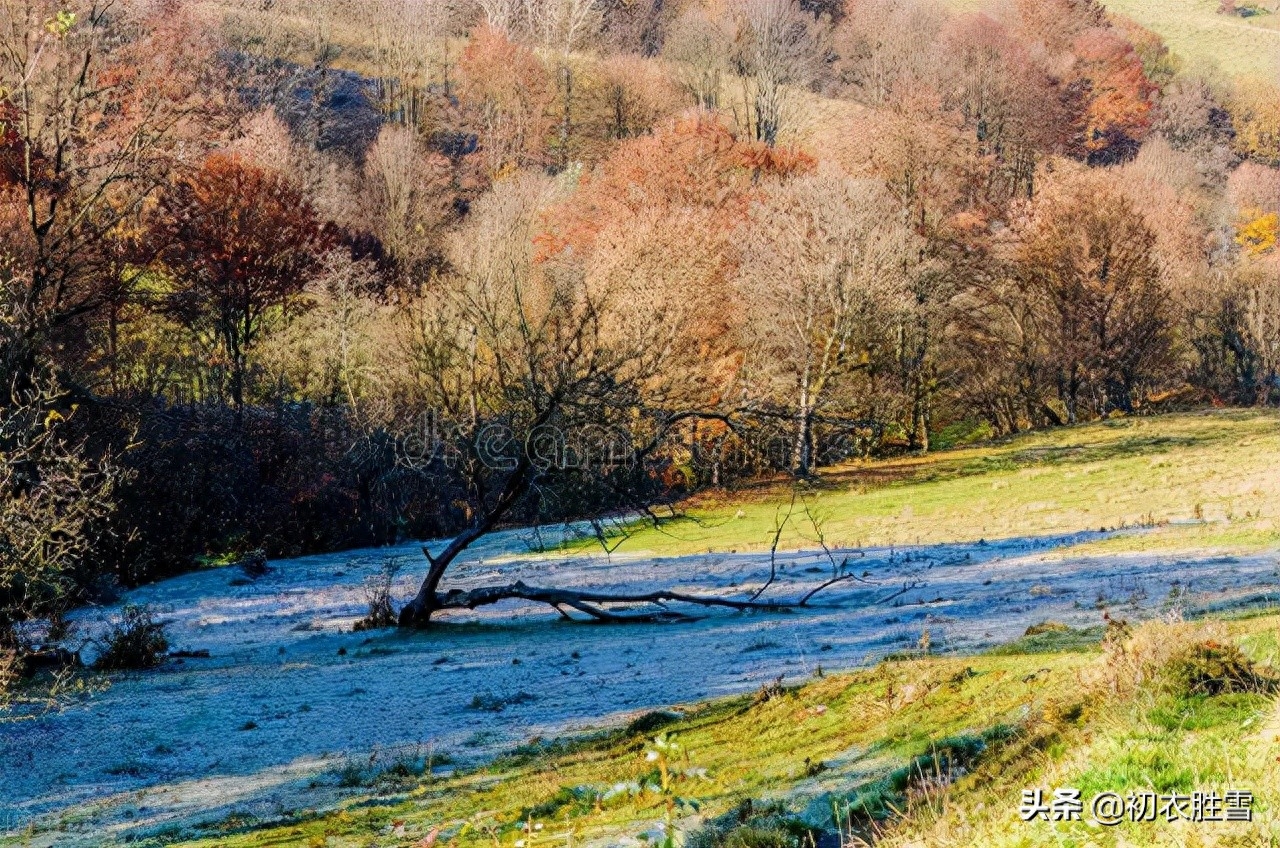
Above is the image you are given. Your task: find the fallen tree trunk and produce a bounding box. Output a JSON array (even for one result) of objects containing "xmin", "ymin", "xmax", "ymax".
[{"xmin": 427, "ymin": 575, "xmax": 907, "ymax": 623}]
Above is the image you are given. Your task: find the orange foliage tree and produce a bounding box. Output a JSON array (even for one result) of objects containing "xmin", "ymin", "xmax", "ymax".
[
  {"xmin": 1072, "ymin": 28, "xmax": 1157, "ymax": 164},
  {"xmin": 150, "ymin": 155, "xmax": 334, "ymax": 409},
  {"xmin": 534, "ymin": 115, "xmax": 815, "ymax": 469},
  {"xmin": 0, "ymin": 0, "xmax": 231, "ymax": 395},
  {"xmin": 456, "ymin": 25, "xmax": 556, "ymax": 177}
]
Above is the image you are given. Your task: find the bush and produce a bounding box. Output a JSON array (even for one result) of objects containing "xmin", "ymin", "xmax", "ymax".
[
  {"xmin": 93, "ymin": 604, "xmax": 169, "ymax": 671},
  {"xmin": 1166, "ymin": 641, "xmax": 1274, "ymax": 696},
  {"xmin": 1084, "ymin": 616, "xmax": 1226, "ymax": 698},
  {"xmin": 1, "ymin": 378, "xmax": 121, "ymax": 648}
]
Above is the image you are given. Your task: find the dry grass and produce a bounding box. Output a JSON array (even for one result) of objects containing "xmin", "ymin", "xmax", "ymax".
[{"xmin": 943, "ymin": 0, "xmax": 1280, "ymax": 79}]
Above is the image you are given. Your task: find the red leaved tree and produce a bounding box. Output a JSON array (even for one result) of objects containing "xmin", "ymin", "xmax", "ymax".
[{"xmin": 150, "ymin": 154, "xmax": 333, "ymax": 409}]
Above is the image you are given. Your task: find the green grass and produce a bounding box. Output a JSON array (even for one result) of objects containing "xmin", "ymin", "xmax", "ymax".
[
  {"xmin": 591, "ymin": 410, "xmax": 1280, "ymax": 560},
  {"xmin": 75, "ymin": 614, "xmax": 1278, "ymax": 848},
  {"xmin": 945, "ymin": 0, "xmax": 1280, "ymax": 79}
]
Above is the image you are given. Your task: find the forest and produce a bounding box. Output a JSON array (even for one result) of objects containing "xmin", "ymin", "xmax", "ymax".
[{"xmin": 3, "ymin": 0, "xmax": 1280, "ymax": 649}]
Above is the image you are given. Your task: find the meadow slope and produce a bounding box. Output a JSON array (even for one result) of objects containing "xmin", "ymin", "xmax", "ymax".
[{"xmin": 4, "ymin": 411, "xmax": 1280, "ymax": 847}]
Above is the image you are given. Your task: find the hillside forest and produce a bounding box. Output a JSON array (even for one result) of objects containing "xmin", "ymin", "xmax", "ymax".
[{"xmin": 4, "ymin": 0, "xmax": 1280, "ymax": 639}]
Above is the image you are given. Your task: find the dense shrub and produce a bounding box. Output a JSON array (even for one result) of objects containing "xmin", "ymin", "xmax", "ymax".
[{"xmin": 79, "ymin": 401, "xmax": 454, "ymax": 588}]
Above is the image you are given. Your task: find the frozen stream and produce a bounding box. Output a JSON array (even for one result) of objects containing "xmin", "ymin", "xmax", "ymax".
[{"xmin": 2, "ymin": 525, "xmax": 1278, "ymax": 843}]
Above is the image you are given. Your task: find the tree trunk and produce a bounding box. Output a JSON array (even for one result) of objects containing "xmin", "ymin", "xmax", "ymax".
[
  {"xmin": 558, "ymin": 64, "xmax": 573, "ymax": 172},
  {"xmin": 792, "ymin": 408, "xmax": 814, "ymax": 477},
  {"xmin": 399, "ymin": 451, "xmax": 537, "ymax": 627}
]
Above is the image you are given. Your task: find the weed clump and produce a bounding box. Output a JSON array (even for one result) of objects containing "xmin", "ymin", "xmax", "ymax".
[
  {"xmin": 93, "ymin": 604, "xmax": 168, "ymax": 671},
  {"xmin": 1166, "ymin": 641, "xmax": 1275, "ymax": 695},
  {"xmin": 353, "ymin": 557, "xmax": 401, "ymax": 632},
  {"xmin": 237, "ymin": 549, "xmax": 270, "ymax": 579},
  {"xmin": 1024, "ymin": 621, "xmax": 1070, "ymax": 636},
  {"xmin": 688, "ymin": 803, "xmax": 817, "ymax": 848},
  {"xmin": 752, "ymin": 675, "xmax": 787, "ymax": 705}
]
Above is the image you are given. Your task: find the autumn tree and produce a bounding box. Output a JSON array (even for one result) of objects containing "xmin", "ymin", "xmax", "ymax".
[
  {"xmin": 580, "ymin": 54, "xmax": 683, "ymax": 149},
  {"xmin": 360, "ymin": 0, "xmax": 467, "ymax": 130},
  {"xmin": 0, "ymin": 0, "xmax": 230, "ymax": 398},
  {"xmin": 833, "ymin": 0, "xmax": 947, "ymax": 106},
  {"xmin": 1072, "ymin": 27, "xmax": 1157, "ymax": 164},
  {"xmin": 663, "ymin": 6, "xmax": 731, "ymax": 110},
  {"xmin": 362, "ymin": 125, "xmax": 454, "ymax": 272},
  {"xmin": 1228, "ymin": 77, "xmax": 1280, "ymax": 166},
  {"xmin": 0, "ymin": 374, "xmax": 120, "ymax": 663},
  {"xmin": 1003, "ymin": 0, "xmax": 1157, "ymax": 164},
  {"xmin": 456, "ymin": 25, "xmax": 556, "ymax": 177},
  {"xmin": 1013, "ymin": 171, "xmax": 1170, "ymax": 420},
  {"xmin": 150, "ymin": 154, "xmax": 333, "ymax": 410},
  {"xmin": 734, "ymin": 165, "xmax": 915, "ymax": 474},
  {"xmin": 1236, "ymin": 259, "xmax": 1280, "ymax": 405},
  {"xmin": 730, "ymin": 0, "xmax": 826, "ymax": 146},
  {"xmin": 395, "ymin": 174, "xmax": 689, "ymax": 625},
  {"xmin": 1154, "ymin": 73, "xmax": 1237, "ymax": 186},
  {"xmin": 937, "ymin": 13, "xmax": 1058, "ymax": 200}
]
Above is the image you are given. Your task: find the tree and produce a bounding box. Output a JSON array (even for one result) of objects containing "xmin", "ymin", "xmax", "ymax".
[
  {"xmin": 0, "ymin": 0, "xmax": 229, "ymax": 398},
  {"xmin": 730, "ymin": 0, "xmax": 825, "ymax": 147},
  {"xmin": 1002, "ymin": 0, "xmax": 1157, "ymax": 164},
  {"xmin": 391, "ymin": 164, "xmax": 864, "ymax": 626},
  {"xmin": 456, "ymin": 25, "xmax": 556, "ymax": 177},
  {"xmin": 663, "ymin": 6, "xmax": 731, "ymax": 110},
  {"xmin": 1229, "ymin": 77, "xmax": 1280, "ymax": 166},
  {"xmin": 0, "ymin": 370, "xmax": 120, "ymax": 680},
  {"xmin": 394, "ymin": 174, "xmax": 683, "ymax": 625},
  {"xmin": 362, "ymin": 125, "xmax": 454, "ymax": 272},
  {"xmin": 832, "ymin": 0, "xmax": 947, "ymax": 107},
  {"xmin": 1072, "ymin": 27, "xmax": 1157, "ymax": 164},
  {"xmin": 1237, "ymin": 260, "xmax": 1280, "ymax": 405},
  {"xmin": 591, "ymin": 55, "xmax": 683, "ymax": 143},
  {"xmin": 1013, "ymin": 171, "xmax": 1170, "ymax": 420},
  {"xmin": 734, "ymin": 165, "xmax": 914, "ymax": 475},
  {"xmin": 937, "ymin": 12, "xmax": 1058, "ymax": 200},
  {"xmin": 360, "ymin": 0, "xmax": 467, "ymax": 130},
  {"xmin": 150, "ymin": 154, "xmax": 333, "ymax": 410}
]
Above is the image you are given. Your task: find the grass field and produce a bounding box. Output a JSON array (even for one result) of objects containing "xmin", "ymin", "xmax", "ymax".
[
  {"xmin": 942, "ymin": 0, "xmax": 1280, "ymax": 79},
  {"xmin": 594, "ymin": 410, "xmax": 1280, "ymax": 560},
  {"xmin": 7, "ymin": 411, "xmax": 1279, "ymax": 847},
  {"xmin": 1106, "ymin": 0, "xmax": 1280, "ymax": 78},
  {"xmin": 143, "ymin": 613, "xmax": 1280, "ymax": 848}
]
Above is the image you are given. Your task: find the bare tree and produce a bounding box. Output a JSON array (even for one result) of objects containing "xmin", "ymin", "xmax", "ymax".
[
  {"xmin": 0, "ymin": 372, "xmax": 120, "ymax": 670},
  {"xmin": 734, "ymin": 165, "xmax": 915, "ymax": 475},
  {"xmin": 393, "ymin": 172, "xmax": 667, "ymax": 625},
  {"xmin": 361, "ymin": 0, "xmax": 468, "ymax": 127},
  {"xmin": 363, "ymin": 125, "xmax": 453, "ymax": 269},
  {"xmin": 663, "ymin": 7, "xmax": 730, "ymax": 110},
  {"xmin": 730, "ymin": 0, "xmax": 825, "ymax": 147}
]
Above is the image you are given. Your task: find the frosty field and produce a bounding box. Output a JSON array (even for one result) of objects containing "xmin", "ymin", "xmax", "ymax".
[{"xmin": 4, "ymin": 523, "xmax": 1279, "ymax": 844}]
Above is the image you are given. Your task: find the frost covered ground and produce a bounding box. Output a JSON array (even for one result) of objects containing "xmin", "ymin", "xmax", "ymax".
[{"xmin": 3, "ymin": 524, "xmax": 1279, "ymax": 844}]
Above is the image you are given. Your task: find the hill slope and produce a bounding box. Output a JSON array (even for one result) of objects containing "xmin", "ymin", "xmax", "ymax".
[{"xmin": 600, "ymin": 410, "xmax": 1280, "ymax": 560}]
